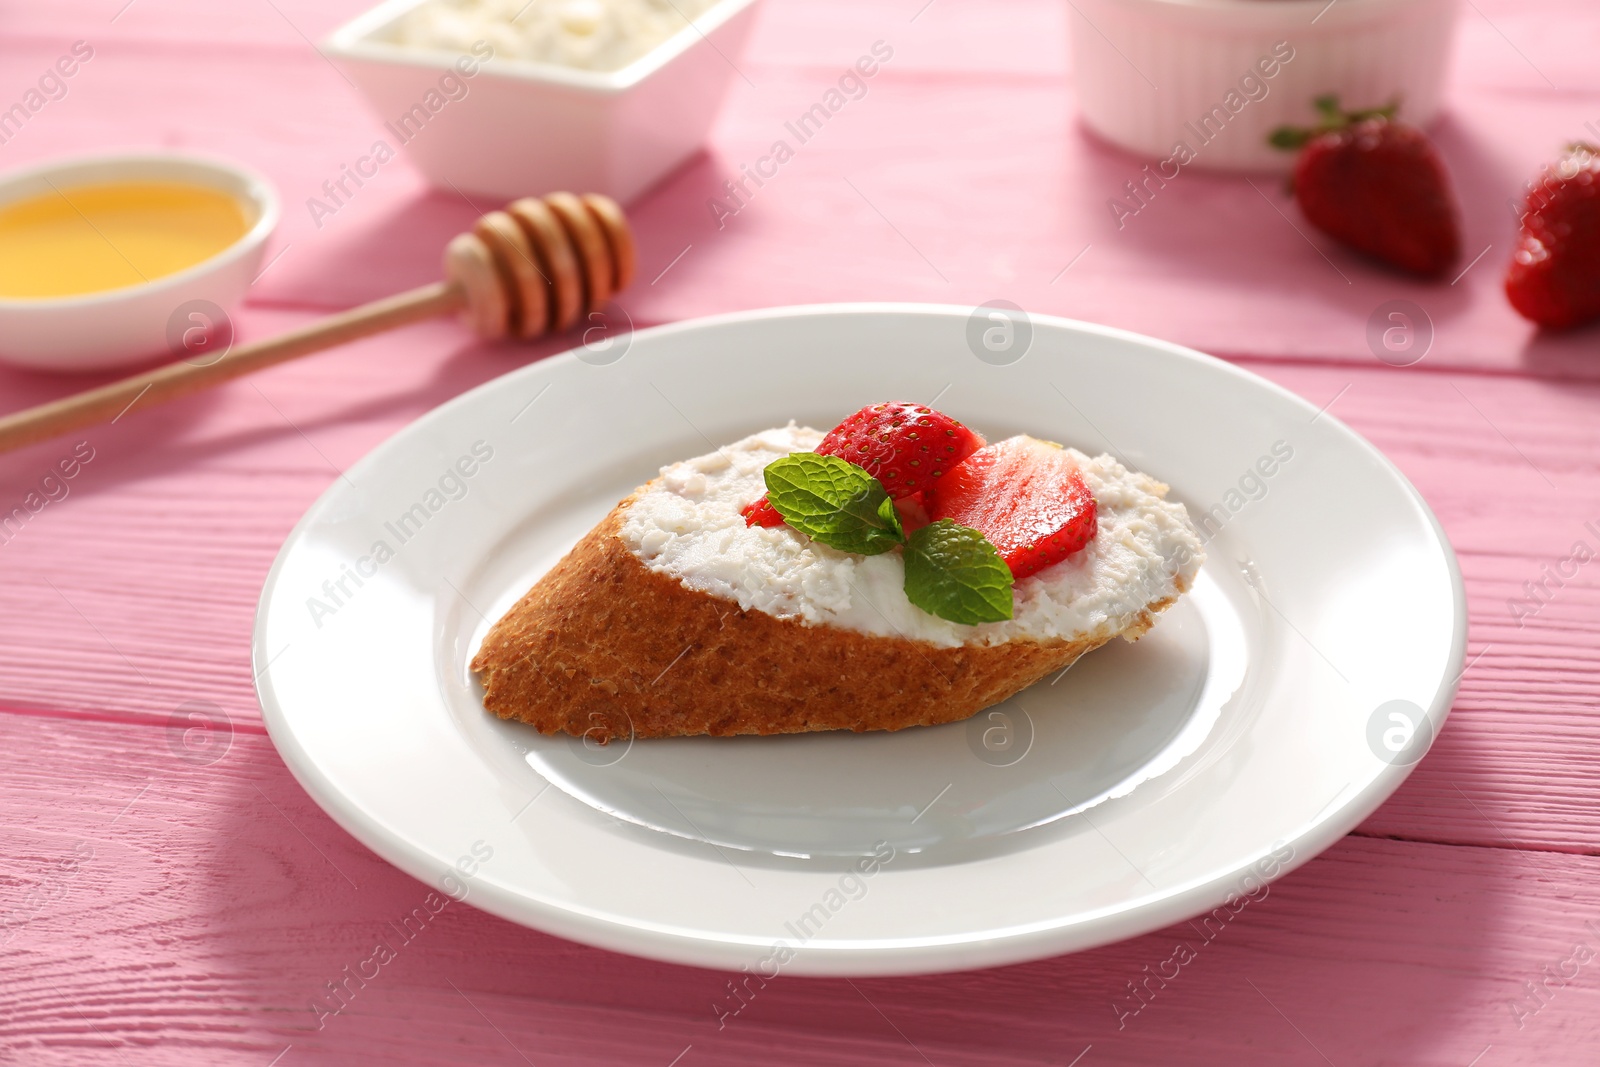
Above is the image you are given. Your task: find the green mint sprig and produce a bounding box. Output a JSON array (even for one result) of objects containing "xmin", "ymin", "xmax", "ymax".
[
  {"xmin": 762, "ymin": 452, "xmax": 904, "ymax": 555},
  {"xmin": 761, "ymin": 454, "xmax": 1014, "ymax": 625},
  {"xmin": 903, "ymin": 519, "xmax": 1014, "ymax": 625}
]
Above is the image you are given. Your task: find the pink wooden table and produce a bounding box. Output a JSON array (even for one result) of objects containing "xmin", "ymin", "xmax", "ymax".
[{"xmin": 3, "ymin": 1, "xmax": 1599, "ymax": 1063}]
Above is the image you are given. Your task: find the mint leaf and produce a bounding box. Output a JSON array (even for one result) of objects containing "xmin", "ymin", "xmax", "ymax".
[
  {"xmin": 877, "ymin": 494, "xmax": 904, "ymax": 541},
  {"xmin": 761, "ymin": 456, "xmax": 1013, "ymax": 625},
  {"xmin": 903, "ymin": 519, "xmax": 1014, "ymax": 625},
  {"xmin": 764, "ymin": 453, "xmax": 903, "ymax": 555}
]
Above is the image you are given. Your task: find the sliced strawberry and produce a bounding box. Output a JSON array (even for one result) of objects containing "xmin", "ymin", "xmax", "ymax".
[
  {"xmin": 741, "ymin": 497, "xmax": 786, "ymax": 527},
  {"xmin": 816, "ymin": 401, "xmax": 986, "ymax": 496},
  {"xmin": 892, "ymin": 492, "xmax": 931, "ymax": 534},
  {"xmin": 925, "ymin": 435, "xmax": 1097, "ymax": 580},
  {"xmin": 743, "ymin": 402, "xmax": 985, "ymax": 527}
]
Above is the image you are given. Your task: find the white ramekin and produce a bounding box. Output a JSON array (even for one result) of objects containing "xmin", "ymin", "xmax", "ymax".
[
  {"xmin": 0, "ymin": 152, "xmax": 278, "ymax": 372},
  {"xmin": 323, "ymin": 0, "xmax": 763, "ymax": 204},
  {"xmin": 1069, "ymin": 0, "xmax": 1462, "ymax": 171}
]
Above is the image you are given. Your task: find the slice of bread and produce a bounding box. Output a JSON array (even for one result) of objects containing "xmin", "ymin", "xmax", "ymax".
[{"xmin": 471, "ymin": 427, "xmax": 1203, "ymax": 742}]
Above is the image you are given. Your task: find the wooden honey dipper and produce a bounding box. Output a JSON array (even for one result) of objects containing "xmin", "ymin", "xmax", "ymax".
[{"xmin": 0, "ymin": 192, "xmax": 635, "ymax": 455}]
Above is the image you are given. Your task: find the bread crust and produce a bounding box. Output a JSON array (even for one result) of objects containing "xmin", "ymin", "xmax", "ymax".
[{"xmin": 471, "ymin": 493, "xmax": 1185, "ymax": 742}]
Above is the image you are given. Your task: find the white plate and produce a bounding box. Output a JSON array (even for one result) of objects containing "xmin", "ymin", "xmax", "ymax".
[{"xmin": 255, "ymin": 304, "xmax": 1466, "ymax": 976}]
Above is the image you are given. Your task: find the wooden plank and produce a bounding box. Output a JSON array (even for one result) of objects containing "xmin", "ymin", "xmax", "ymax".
[
  {"xmin": 0, "ymin": 3, "xmax": 1596, "ymax": 371},
  {"xmin": 0, "ymin": 2, "xmax": 1594, "ymax": 1064},
  {"xmin": 1, "ymin": 713, "xmax": 1598, "ymax": 1065},
  {"xmin": 3, "ymin": 351, "xmax": 1598, "ymax": 848}
]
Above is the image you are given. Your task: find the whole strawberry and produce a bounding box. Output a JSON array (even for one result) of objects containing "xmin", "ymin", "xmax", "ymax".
[
  {"xmin": 1270, "ymin": 97, "xmax": 1461, "ymax": 278},
  {"xmin": 1505, "ymin": 144, "xmax": 1600, "ymax": 329},
  {"xmin": 743, "ymin": 402, "xmax": 985, "ymax": 528}
]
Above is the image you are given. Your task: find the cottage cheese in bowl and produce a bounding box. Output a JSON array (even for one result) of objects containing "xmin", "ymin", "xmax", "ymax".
[
  {"xmin": 619, "ymin": 425, "xmax": 1205, "ymax": 649},
  {"xmin": 392, "ymin": 0, "xmax": 723, "ymax": 72}
]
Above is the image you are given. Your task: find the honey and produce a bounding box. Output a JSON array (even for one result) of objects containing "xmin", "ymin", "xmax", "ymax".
[{"xmin": 0, "ymin": 181, "xmax": 250, "ymax": 299}]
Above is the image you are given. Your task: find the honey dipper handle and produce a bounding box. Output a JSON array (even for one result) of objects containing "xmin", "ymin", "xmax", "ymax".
[{"xmin": 0, "ymin": 281, "xmax": 466, "ymax": 456}]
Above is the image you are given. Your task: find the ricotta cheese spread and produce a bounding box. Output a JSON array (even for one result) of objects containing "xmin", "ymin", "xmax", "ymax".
[
  {"xmin": 391, "ymin": 0, "xmax": 722, "ymax": 73},
  {"xmin": 619, "ymin": 425, "xmax": 1206, "ymax": 649}
]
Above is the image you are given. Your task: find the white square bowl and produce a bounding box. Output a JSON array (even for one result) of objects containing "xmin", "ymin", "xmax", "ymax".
[{"xmin": 323, "ymin": 0, "xmax": 762, "ymax": 203}]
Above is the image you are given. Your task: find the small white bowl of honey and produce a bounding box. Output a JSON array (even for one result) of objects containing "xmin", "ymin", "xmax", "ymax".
[{"xmin": 0, "ymin": 152, "xmax": 278, "ymax": 372}]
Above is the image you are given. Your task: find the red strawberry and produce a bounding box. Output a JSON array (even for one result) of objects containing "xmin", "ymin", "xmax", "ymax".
[
  {"xmin": 741, "ymin": 497, "xmax": 785, "ymax": 527},
  {"xmin": 1269, "ymin": 97, "xmax": 1460, "ymax": 278},
  {"xmin": 1505, "ymin": 144, "xmax": 1600, "ymax": 329},
  {"xmin": 744, "ymin": 402, "xmax": 985, "ymax": 526},
  {"xmin": 892, "ymin": 492, "xmax": 931, "ymax": 534},
  {"xmin": 817, "ymin": 401, "xmax": 986, "ymax": 495},
  {"xmin": 925, "ymin": 435, "xmax": 1097, "ymax": 580}
]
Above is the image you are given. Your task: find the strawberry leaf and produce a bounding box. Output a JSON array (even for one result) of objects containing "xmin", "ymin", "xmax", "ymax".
[
  {"xmin": 763, "ymin": 453, "xmax": 904, "ymax": 555},
  {"xmin": 1313, "ymin": 94, "xmax": 1343, "ymax": 125},
  {"xmin": 903, "ymin": 519, "xmax": 1014, "ymax": 625},
  {"xmin": 1273, "ymin": 94, "xmax": 1404, "ymax": 152},
  {"xmin": 1268, "ymin": 126, "xmax": 1311, "ymax": 150}
]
